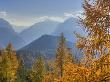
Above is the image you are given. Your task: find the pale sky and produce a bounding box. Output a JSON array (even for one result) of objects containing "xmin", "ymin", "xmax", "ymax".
[{"xmin": 0, "ymin": 0, "xmax": 83, "ymax": 26}]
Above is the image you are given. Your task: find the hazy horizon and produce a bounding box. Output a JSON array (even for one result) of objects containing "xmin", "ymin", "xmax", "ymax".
[{"xmin": 0, "ymin": 0, "xmax": 83, "ymax": 27}]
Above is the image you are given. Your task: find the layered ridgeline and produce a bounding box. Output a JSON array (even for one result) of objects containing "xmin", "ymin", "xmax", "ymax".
[
  {"xmin": 0, "ymin": 18, "xmax": 25, "ymax": 49},
  {"xmin": 20, "ymin": 20, "xmax": 59, "ymax": 46},
  {"xmin": 17, "ymin": 35, "xmax": 82, "ymax": 67},
  {"xmin": 53, "ymin": 18, "xmax": 85, "ymax": 42},
  {"xmin": 19, "ymin": 17, "xmax": 85, "ymax": 45},
  {"xmin": 0, "ymin": 17, "xmax": 84, "ymax": 50},
  {"xmin": 0, "ymin": 18, "xmax": 83, "ymax": 67}
]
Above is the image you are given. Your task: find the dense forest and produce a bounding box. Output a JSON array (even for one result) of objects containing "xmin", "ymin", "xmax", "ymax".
[{"xmin": 1, "ymin": 0, "xmax": 110, "ymax": 82}]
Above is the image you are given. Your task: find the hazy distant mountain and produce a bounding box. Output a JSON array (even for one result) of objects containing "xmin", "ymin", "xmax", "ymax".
[
  {"xmin": 13, "ymin": 25, "xmax": 28, "ymax": 33},
  {"xmin": 20, "ymin": 20, "xmax": 59, "ymax": 46},
  {"xmin": 53, "ymin": 17, "xmax": 85, "ymax": 42},
  {"xmin": 19, "ymin": 18, "xmax": 85, "ymax": 47},
  {"xmin": 18, "ymin": 34, "xmax": 82, "ymax": 67},
  {"xmin": 0, "ymin": 18, "xmax": 85, "ymax": 50},
  {"xmin": 0, "ymin": 18, "xmax": 25, "ymax": 49}
]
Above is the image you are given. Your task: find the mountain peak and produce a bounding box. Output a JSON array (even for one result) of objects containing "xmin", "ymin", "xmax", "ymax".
[
  {"xmin": 0, "ymin": 18, "xmax": 15, "ymax": 31},
  {"xmin": 20, "ymin": 20, "xmax": 59, "ymax": 46},
  {"xmin": 0, "ymin": 18, "xmax": 25, "ymax": 49},
  {"xmin": 40, "ymin": 34, "xmax": 55, "ymax": 38},
  {"xmin": 0, "ymin": 18, "xmax": 10, "ymax": 26},
  {"xmin": 0, "ymin": 18, "xmax": 7, "ymax": 21},
  {"xmin": 64, "ymin": 17, "xmax": 77, "ymax": 23}
]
